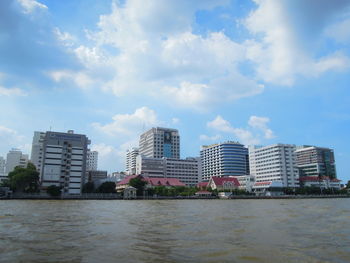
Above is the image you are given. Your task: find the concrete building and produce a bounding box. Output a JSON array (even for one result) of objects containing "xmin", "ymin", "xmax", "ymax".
[
  {"xmin": 200, "ymin": 142, "xmax": 249, "ymax": 181},
  {"xmin": 30, "ymin": 131, "xmax": 46, "ymax": 173},
  {"xmin": 87, "ymin": 170, "xmax": 108, "ymax": 187},
  {"xmin": 87, "ymin": 150, "xmax": 98, "ymax": 171},
  {"xmin": 136, "ymin": 156, "xmax": 201, "ymax": 187},
  {"xmin": 5, "ymin": 149, "xmax": 29, "ymax": 174},
  {"xmin": 126, "ymin": 147, "xmax": 139, "ymax": 175},
  {"xmin": 0, "ymin": 156, "xmax": 6, "ymax": 182},
  {"xmin": 295, "ymin": 146, "xmax": 336, "ymax": 178},
  {"xmin": 139, "ymin": 127, "xmax": 180, "ymax": 159},
  {"xmin": 248, "ymin": 144, "xmax": 299, "ymax": 187},
  {"xmin": 39, "ymin": 130, "xmax": 90, "ymax": 194}
]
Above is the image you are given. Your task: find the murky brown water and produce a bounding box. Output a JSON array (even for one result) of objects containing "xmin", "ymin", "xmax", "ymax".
[{"xmin": 0, "ymin": 199, "xmax": 349, "ymax": 263}]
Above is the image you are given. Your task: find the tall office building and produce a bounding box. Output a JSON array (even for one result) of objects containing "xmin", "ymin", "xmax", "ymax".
[
  {"xmin": 139, "ymin": 127, "xmax": 180, "ymax": 159},
  {"xmin": 200, "ymin": 142, "xmax": 249, "ymax": 181},
  {"xmin": 37, "ymin": 130, "xmax": 90, "ymax": 194},
  {"xmin": 87, "ymin": 150, "xmax": 98, "ymax": 171},
  {"xmin": 126, "ymin": 147, "xmax": 139, "ymax": 175},
  {"xmin": 0, "ymin": 156, "xmax": 6, "ymax": 182},
  {"xmin": 5, "ymin": 149, "xmax": 29, "ymax": 174},
  {"xmin": 249, "ymin": 144, "xmax": 299, "ymax": 187},
  {"xmin": 295, "ymin": 146, "xmax": 336, "ymax": 178},
  {"xmin": 30, "ymin": 131, "xmax": 46, "ymax": 173}
]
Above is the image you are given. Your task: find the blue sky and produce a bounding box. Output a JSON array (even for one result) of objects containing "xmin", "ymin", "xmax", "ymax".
[{"xmin": 0, "ymin": 0, "xmax": 349, "ymax": 182}]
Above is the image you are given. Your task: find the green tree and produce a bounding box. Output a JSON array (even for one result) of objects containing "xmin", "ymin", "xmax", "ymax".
[
  {"xmin": 7, "ymin": 163, "xmax": 39, "ymax": 193},
  {"xmin": 129, "ymin": 176, "xmax": 147, "ymax": 196},
  {"xmin": 96, "ymin": 182, "xmax": 116, "ymax": 193},
  {"xmin": 82, "ymin": 182, "xmax": 95, "ymax": 193},
  {"xmin": 47, "ymin": 185, "xmax": 61, "ymax": 197}
]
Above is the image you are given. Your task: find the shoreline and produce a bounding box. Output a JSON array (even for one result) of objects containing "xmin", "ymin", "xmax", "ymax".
[{"xmin": 1, "ymin": 194, "xmax": 349, "ymax": 200}]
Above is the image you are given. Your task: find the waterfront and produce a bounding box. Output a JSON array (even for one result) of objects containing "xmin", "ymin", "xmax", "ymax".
[{"xmin": 0, "ymin": 199, "xmax": 349, "ymax": 263}]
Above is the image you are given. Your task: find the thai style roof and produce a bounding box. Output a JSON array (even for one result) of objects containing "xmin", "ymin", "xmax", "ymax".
[
  {"xmin": 210, "ymin": 176, "xmax": 240, "ymax": 187},
  {"xmin": 197, "ymin": 182, "xmax": 209, "ymax": 188},
  {"xmin": 117, "ymin": 175, "xmax": 139, "ymax": 185},
  {"xmin": 144, "ymin": 177, "xmax": 186, "ymax": 187}
]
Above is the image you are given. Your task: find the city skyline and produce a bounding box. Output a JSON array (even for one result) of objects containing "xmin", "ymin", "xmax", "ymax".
[{"xmin": 0, "ymin": 0, "xmax": 349, "ymax": 182}]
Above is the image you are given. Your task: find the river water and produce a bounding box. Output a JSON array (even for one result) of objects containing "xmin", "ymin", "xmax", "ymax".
[{"xmin": 0, "ymin": 199, "xmax": 349, "ymax": 263}]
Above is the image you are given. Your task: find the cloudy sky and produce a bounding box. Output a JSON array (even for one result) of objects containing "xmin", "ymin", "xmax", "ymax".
[{"xmin": 1, "ymin": 0, "xmax": 349, "ymax": 181}]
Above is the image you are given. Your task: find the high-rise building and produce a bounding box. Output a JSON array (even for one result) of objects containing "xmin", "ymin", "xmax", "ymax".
[
  {"xmin": 295, "ymin": 146, "xmax": 336, "ymax": 178},
  {"xmin": 5, "ymin": 149, "xmax": 29, "ymax": 174},
  {"xmin": 139, "ymin": 127, "xmax": 180, "ymax": 159},
  {"xmin": 135, "ymin": 156, "xmax": 201, "ymax": 187},
  {"xmin": 200, "ymin": 142, "xmax": 249, "ymax": 181},
  {"xmin": 38, "ymin": 130, "xmax": 90, "ymax": 194},
  {"xmin": 126, "ymin": 147, "xmax": 139, "ymax": 175},
  {"xmin": 0, "ymin": 156, "xmax": 6, "ymax": 182},
  {"xmin": 30, "ymin": 131, "xmax": 46, "ymax": 173},
  {"xmin": 248, "ymin": 144, "xmax": 299, "ymax": 187},
  {"xmin": 87, "ymin": 150, "xmax": 98, "ymax": 171}
]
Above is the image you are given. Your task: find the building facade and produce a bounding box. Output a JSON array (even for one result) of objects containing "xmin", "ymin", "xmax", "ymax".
[
  {"xmin": 295, "ymin": 146, "xmax": 336, "ymax": 178},
  {"xmin": 139, "ymin": 127, "xmax": 180, "ymax": 159},
  {"xmin": 87, "ymin": 150, "xmax": 98, "ymax": 171},
  {"xmin": 136, "ymin": 156, "xmax": 201, "ymax": 186},
  {"xmin": 30, "ymin": 131, "xmax": 46, "ymax": 173},
  {"xmin": 5, "ymin": 149, "xmax": 29, "ymax": 175},
  {"xmin": 0, "ymin": 156, "xmax": 6, "ymax": 182},
  {"xmin": 200, "ymin": 142, "xmax": 249, "ymax": 181},
  {"xmin": 126, "ymin": 147, "xmax": 139, "ymax": 175},
  {"xmin": 248, "ymin": 144, "xmax": 299, "ymax": 187},
  {"xmin": 39, "ymin": 130, "xmax": 90, "ymax": 194}
]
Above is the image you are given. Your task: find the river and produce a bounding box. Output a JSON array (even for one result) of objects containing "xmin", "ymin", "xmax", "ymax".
[{"xmin": 0, "ymin": 199, "xmax": 349, "ymax": 263}]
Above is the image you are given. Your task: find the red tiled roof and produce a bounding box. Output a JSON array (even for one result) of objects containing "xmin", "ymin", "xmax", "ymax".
[
  {"xmin": 144, "ymin": 177, "xmax": 186, "ymax": 187},
  {"xmin": 211, "ymin": 176, "xmax": 240, "ymax": 187},
  {"xmin": 117, "ymin": 175, "xmax": 139, "ymax": 185}
]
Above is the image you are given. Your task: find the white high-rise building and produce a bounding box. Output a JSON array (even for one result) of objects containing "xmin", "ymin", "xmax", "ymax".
[
  {"xmin": 139, "ymin": 127, "xmax": 180, "ymax": 159},
  {"xmin": 30, "ymin": 131, "xmax": 46, "ymax": 173},
  {"xmin": 249, "ymin": 144, "xmax": 299, "ymax": 187},
  {"xmin": 87, "ymin": 150, "xmax": 98, "ymax": 171},
  {"xmin": 5, "ymin": 149, "xmax": 29, "ymax": 174},
  {"xmin": 126, "ymin": 148, "xmax": 139, "ymax": 175},
  {"xmin": 0, "ymin": 156, "xmax": 6, "ymax": 182},
  {"xmin": 200, "ymin": 142, "xmax": 249, "ymax": 181},
  {"xmin": 33, "ymin": 130, "xmax": 90, "ymax": 194}
]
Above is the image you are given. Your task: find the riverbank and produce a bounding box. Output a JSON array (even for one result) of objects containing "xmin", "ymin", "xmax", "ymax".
[{"xmin": 1, "ymin": 194, "xmax": 349, "ymax": 200}]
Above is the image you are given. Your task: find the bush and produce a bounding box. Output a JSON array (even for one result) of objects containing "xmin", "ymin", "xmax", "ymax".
[{"xmin": 47, "ymin": 185, "xmax": 61, "ymax": 197}]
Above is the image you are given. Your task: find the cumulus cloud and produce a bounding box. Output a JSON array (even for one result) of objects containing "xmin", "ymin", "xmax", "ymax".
[
  {"xmin": 17, "ymin": 0, "xmax": 47, "ymax": 14},
  {"xmin": 0, "ymin": 126, "xmax": 28, "ymax": 155},
  {"xmin": 0, "ymin": 86, "xmax": 27, "ymax": 96},
  {"xmin": 244, "ymin": 0, "xmax": 350, "ymax": 85},
  {"xmin": 207, "ymin": 115, "xmax": 275, "ymax": 145},
  {"xmin": 92, "ymin": 106, "xmax": 161, "ymax": 137}
]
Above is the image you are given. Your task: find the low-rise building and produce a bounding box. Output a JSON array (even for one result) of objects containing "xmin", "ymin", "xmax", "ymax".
[
  {"xmin": 252, "ymin": 181, "xmax": 284, "ymax": 196},
  {"xmin": 5, "ymin": 149, "xmax": 29, "ymax": 175},
  {"xmin": 299, "ymin": 176, "xmax": 341, "ymax": 189},
  {"xmin": 207, "ymin": 176, "xmax": 240, "ymax": 191}
]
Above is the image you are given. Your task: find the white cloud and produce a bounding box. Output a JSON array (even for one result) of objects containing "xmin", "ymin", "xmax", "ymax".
[
  {"xmin": 17, "ymin": 0, "xmax": 47, "ymax": 13},
  {"xmin": 244, "ymin": 0, "xmax": 350, "ymax": 86},
  {"xmin": 172, "ymin": 118, "xmax": 180, "ymax": 125},
  {"xmin": 207, "ymin": 115, "xmax": 275, "ymax": 145},
  {"xmin": 199, "ymin": 134, "xmax": 221, "ymax": 141},
  {"xmin": 248, "ymin": 116, "xmax": 275, "ymax": 139},
  {"xmin": 91, "ymin": 143, "xmax": 118, "ymax": 158},
  {"xmin": 0, "ymin": 126, "xmax": 28, "ymax": 155},
  {"xmin": 0, "ymin": 86, "xmax": 27, "ymax": 96},
  {"xmin": 325, "ymin": 18, "xmax": 350, "ymax": 44},
  {"xmin": 49, "ymin": 70, "xmax": 94, "ymax": 89},
  {"xmin": 92, "ymin": 106, "xmax": 161, "ymax": 137}
]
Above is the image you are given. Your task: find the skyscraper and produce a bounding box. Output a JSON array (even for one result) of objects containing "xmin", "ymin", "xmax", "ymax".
[
  {"xmin": 126, "ymin": 147, "xmax": 139, "ymax": 175},
  {"xmin": 200, "ymin": 141, "xmax": 249, "ymax": 181},
  {"xmin": 33, "ymin": 130, "xmax": 90, "ymax": 194},
  {"xmin": 295, "ymin": 146, "xmax": 336, "ymax": 178},
  {"xmin": 249, "ymin": 144, "xmax": 299, "ymax": 187},
  {"xmin": 87, "ymin": 150, "xmax": 98, "ymax": 171},
  {"xmin": 5, "ymin": 149, "xmax": 29, "ymax": 174},
  {"xmin": 139, "ymin": 127, "xmax": 180, "ymax": 159},
  {"xmin": 30, "ymin": 131, "xmax": 46, "ymax": 173}
]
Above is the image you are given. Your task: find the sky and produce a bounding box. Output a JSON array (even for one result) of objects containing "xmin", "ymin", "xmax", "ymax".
[{"xmin": 0, "ymin": 0, "xmax": 349, "ymax": 182}]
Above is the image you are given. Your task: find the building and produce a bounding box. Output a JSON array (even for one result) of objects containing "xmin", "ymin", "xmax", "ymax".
[
  {"xmin": 0, "ymin": 156, "xmax": 6, "ymax": 182},
  {"xmin": 248, "ymin": 144, "xmax": 299, "ymax": 188},
  {"xmin": 87, "ymin": 170, "xmax": 108, "ymax": 185},
  {"xmin": 139, "ymin": 127, "xmax": 180, "ymax": 159},
  {"xmin": 5, "ymin": 149, "xmax": 29, "ymax": 174},
  {"xmin": 295, "ymin": 146, "xmax": 336, "ymax": 179},
  {"xmin": 299, "ymin": 176, "xmax": 341, "ymax": 189},
  {"xmin": 30, "ymin": 131, "xmax": 46, "ymax": 173},
  {"xmin": 200, "ymin": 141, "xmax": 249, "ymax": 181},
  {"xmin": 136, "ymin": 156, "xmax": 201, "ymax": 186},
  {"xmin": 39, "ymin": 130, "xmax": 90, "ymax": 194},
  {"xmin": 252, "ymin": 181, "xmax": 284, "ymax": 196},
  {"xmin": 126, "ymin": 147, "xmax": 139, "ymax": 175},
  {"xmin": 207, "ymin": 176, "xmax": 240, "ymax": 191},
  {"xmin": 87, "ymin": 150, "xmax": 98, "ymax": 171}
]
